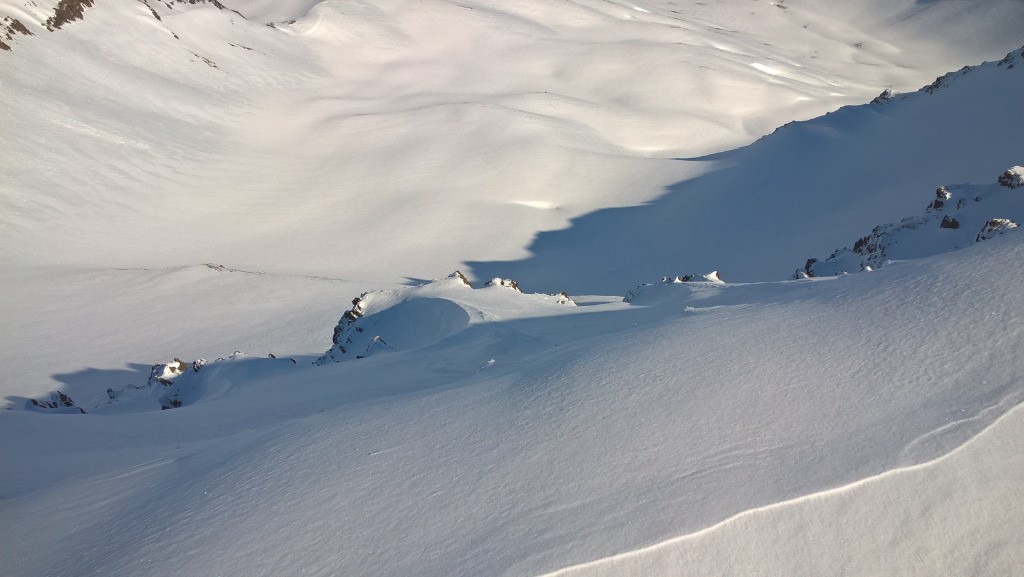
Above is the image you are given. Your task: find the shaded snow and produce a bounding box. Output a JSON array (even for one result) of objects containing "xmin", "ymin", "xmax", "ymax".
[{"xmin": 1, "ymin": 1, "xmax": 1024, "ymax": 576}]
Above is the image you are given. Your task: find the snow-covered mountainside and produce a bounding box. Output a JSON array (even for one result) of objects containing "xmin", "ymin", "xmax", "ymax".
[
  {"xmin": 796, "ymin": 166, "xmax": 1024, "ymax": 278},
  {"xmin": 2, "ymin": 0, "xmax": 1023, "ymax": 576}
]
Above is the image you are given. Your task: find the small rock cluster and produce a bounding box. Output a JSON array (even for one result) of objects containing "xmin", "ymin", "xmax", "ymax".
[
  {"xmin": 29, "ymin": 391, "xmax": 85, "ymax": 414},
  {"xmin": 795, "ymin": 168, "xmax": 1022, "ymax": 278},
  {"xmin": 624, "ymin": 271, "xmax": 725, "ymax": 303}
]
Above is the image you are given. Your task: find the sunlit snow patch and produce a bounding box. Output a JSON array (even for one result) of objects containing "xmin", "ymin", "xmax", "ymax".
[
  {"xmin": 750, "ymin": 63, "xmax": 783, "ymax": 76},
  {"xmin": 514, "ymin": 200, "xmax": 558, "ymax": 209}
]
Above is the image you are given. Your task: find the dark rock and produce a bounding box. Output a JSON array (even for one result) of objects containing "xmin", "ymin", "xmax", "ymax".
[
  {"xmin": 484, "ymin": 277, "xmax": 522, "ymax": 292},
  {"xmin": 976, "ymin": 218, "xmax": 1019, "ymax": 242},
  {"xmin": 448, "ymin": 271, "xmax": 473, "ymax": 288},
  {"xmin": 30, "ymin": 391, "xmax": 86, "ymax": 413},
  {"xmin": 45, "ymin": 0, "xmax": 95, "ymax": 31},
  {"xmin": 870, "ymin": 89, "xmax": 895, "ymax": 105},
  {"xmin": 939, "ymin": 216, "xmax": 960, "ymax": 229},
  {"xmin": 997, "ymin": 167, "xmax": 1024, "ymax": 189}
]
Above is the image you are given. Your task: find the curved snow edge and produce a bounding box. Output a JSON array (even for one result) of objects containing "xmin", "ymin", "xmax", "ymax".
[{"xmin": 535, "ymin": 400, "xmax": 1024, "ymax": 577}]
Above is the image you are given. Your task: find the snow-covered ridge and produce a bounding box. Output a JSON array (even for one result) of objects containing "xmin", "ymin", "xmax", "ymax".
[
  {"xmin": 467, "ymin": 43, "xmax": 1024, "ymax": 293},
  {"xmin": 3, "ymin": 4, "xmax": 1024, "ymax": 575},
  {"xmin": 796, "ymin": 167, "xmax": 1024, "ymax": 278},
  {"xmin": 10, "ymin": 270, "xmax": 581, "ymax": 412},
  {"xmin": 5, "ymin": 229, "xmax": 1023, "ymax": 577},
  {"xmin": 316, "ymin": 271, "xmax": 577, "ymax": 365}
]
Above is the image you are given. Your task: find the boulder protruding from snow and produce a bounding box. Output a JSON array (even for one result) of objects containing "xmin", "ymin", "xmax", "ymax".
[
  {"xmin": 28, "ymin": 391, "xmax": 85, "ymax": 414},
  {"xmin": 484, "ymin": 277, "xmax": 522, "ymax": 292},
  {"xmin": 448, "ymin": 270, "xmax": 473, "ymax": 288},
  {"xmin": 660, "ymin": 271, "xmax": 724, "ymax": 284},
  {"xmin": 554, "ymin": 291, "xmax": 576, "ymax": 306},
  {"xmin": 870, "ymin": 89, "xmax": 894, "ymax": 105},
  {"xmin": 939, "ymin": 215, "xmax": 960, "ymax": 229},
  {"xmin": 315, "ymin": 294, "xmax": 370, "ymax": 364},
  {"xmin": 150, "ymin": 358, "xmax": 190, "ymax": 386},
  {"xmin": 997, "ymin": 166, "xmax": 1024, "ymax": 190},
  {"xmin": 316, "ymin": 272, "xmax": 582, "ymax": 364},
  {"xmin": 624, "ymin": 272, "xmax": 725, "ymax": 303},
  {"xmin": 976, "ymin": 218, "xmax": 1019, "ymax": 242}
]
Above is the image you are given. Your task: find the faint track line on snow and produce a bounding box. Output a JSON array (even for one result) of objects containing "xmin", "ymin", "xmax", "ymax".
[
  {"xmin": 534, "ymin": 401, "xmax": 1024, "ymax": 577},
  {"xmin": 111, "ymin": 263, "xmax": 352, "ymax": 283}
]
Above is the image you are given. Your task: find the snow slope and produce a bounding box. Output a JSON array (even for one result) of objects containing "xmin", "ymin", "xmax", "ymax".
[
  {"xmin": 2, "ymin": 0, "xmax": 1024, "ymax": 399},
  {"xmin": 2, "ymin": 234, "xmax": 1023, "ymax": 576},
  {"xmin": 471, "ymin": 45, "xmax": 1024, "ymax": 293},
  {"xmin": 2, "ymin": 1, "xmax": 1024, "ymax": 576}
]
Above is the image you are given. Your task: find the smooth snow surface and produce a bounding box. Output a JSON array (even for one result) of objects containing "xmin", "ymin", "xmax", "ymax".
[
  {"xmin": 2, "ymin": 0, "xmax": 1024, "ymax": 575},
  {"xmin": 3, "ymin": 239, "xmax": 1023, "ymax": 576}
]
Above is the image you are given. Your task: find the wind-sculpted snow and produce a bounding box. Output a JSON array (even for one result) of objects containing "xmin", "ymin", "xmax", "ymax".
[
  {"xmin": 2, "ymin": 237, "xmax": 1023, "ymax": 576},
  {"xmin": 539, "ymin": 404, "xmax": 1024, "ymax": 577},
  {"xmin": 3, "ymin": 1, "xmax": 1024, "ymax": 576}
]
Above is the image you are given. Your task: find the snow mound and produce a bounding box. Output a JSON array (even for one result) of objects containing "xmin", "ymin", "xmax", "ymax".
[
  {"xmin": 795, "ymin": 168, "xmax": 1024, "ymax": 278},
  {"xmin": 316, "ymin": 272, "xmax": 578, "ymax": 364},
  {"xmin": 316, "ymin": 296, "xmax": 472, "ymax": 364}
]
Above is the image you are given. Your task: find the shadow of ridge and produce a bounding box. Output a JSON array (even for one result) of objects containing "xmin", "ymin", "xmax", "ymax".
[
  {"xmin": 5, "ymin": 364, "xmax": 154, "ymax": 413},
  {"xmin": 58, "ymin": 364, "xmax": 155, "ymax": 411},
  {"xmin": 467, "ymin": 75, "xmax": 1023, "ymax": 297}
]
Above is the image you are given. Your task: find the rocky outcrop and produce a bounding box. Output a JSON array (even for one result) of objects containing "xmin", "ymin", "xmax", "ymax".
[
  {"xmin": 484, "ymin": 277, "xmax": 522, "ymax": 292},
  {"xmin": 799, "ymin": 45, "xmax": 1022, "ymax": 111},
  {"xmin": 624, "ymin": 271, "xmax": 725, "ymax": 303},
  {"xmin": 0, "ymin": 0, "xmax": 243, "ymax": 51},
  {"xmin": 660, "ymin": 271, "xmax": 723, "ymax": 284},
  {"xmin": 976, "ymin": 218, "xmax": 1019, "ymax": 242},
  {"xmin": 29, "ymin": 391, "xmax": 85, "ymax": 413},
  {"xmin": 1, "ymin": 16, "xmax": 32, "ymax": 51},
  {"xmin": 149, "ymin": 358, "xmax": 190, "ymax": 386},
  {"xmin": 795, "ymin": 167, "xmax": 1023, "ymax": 278},
  {"xmin": 448, "ymin": 270, "xmax": 473, "ymax": 288},
  {"xmin": 315, "ymin": 295, "xmax": 370, "ymax": 364},
  {"xmin": 870, "ymin": 89, "xmax": 894, "ymax": 105},
  {"xmin": 939, "ymin": 215, "xmax": 960, "ymax": 229},
  {"xmin": 998, "ymin": 166, "xmax": 1024, "ymax": 189},
  {"xmin": 45, "ymin": 0, "xmax": 94, "ymax": 31},
  {"xmin": 317, "ymin": 272, "xmax": 577, "ymax": 364}
]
